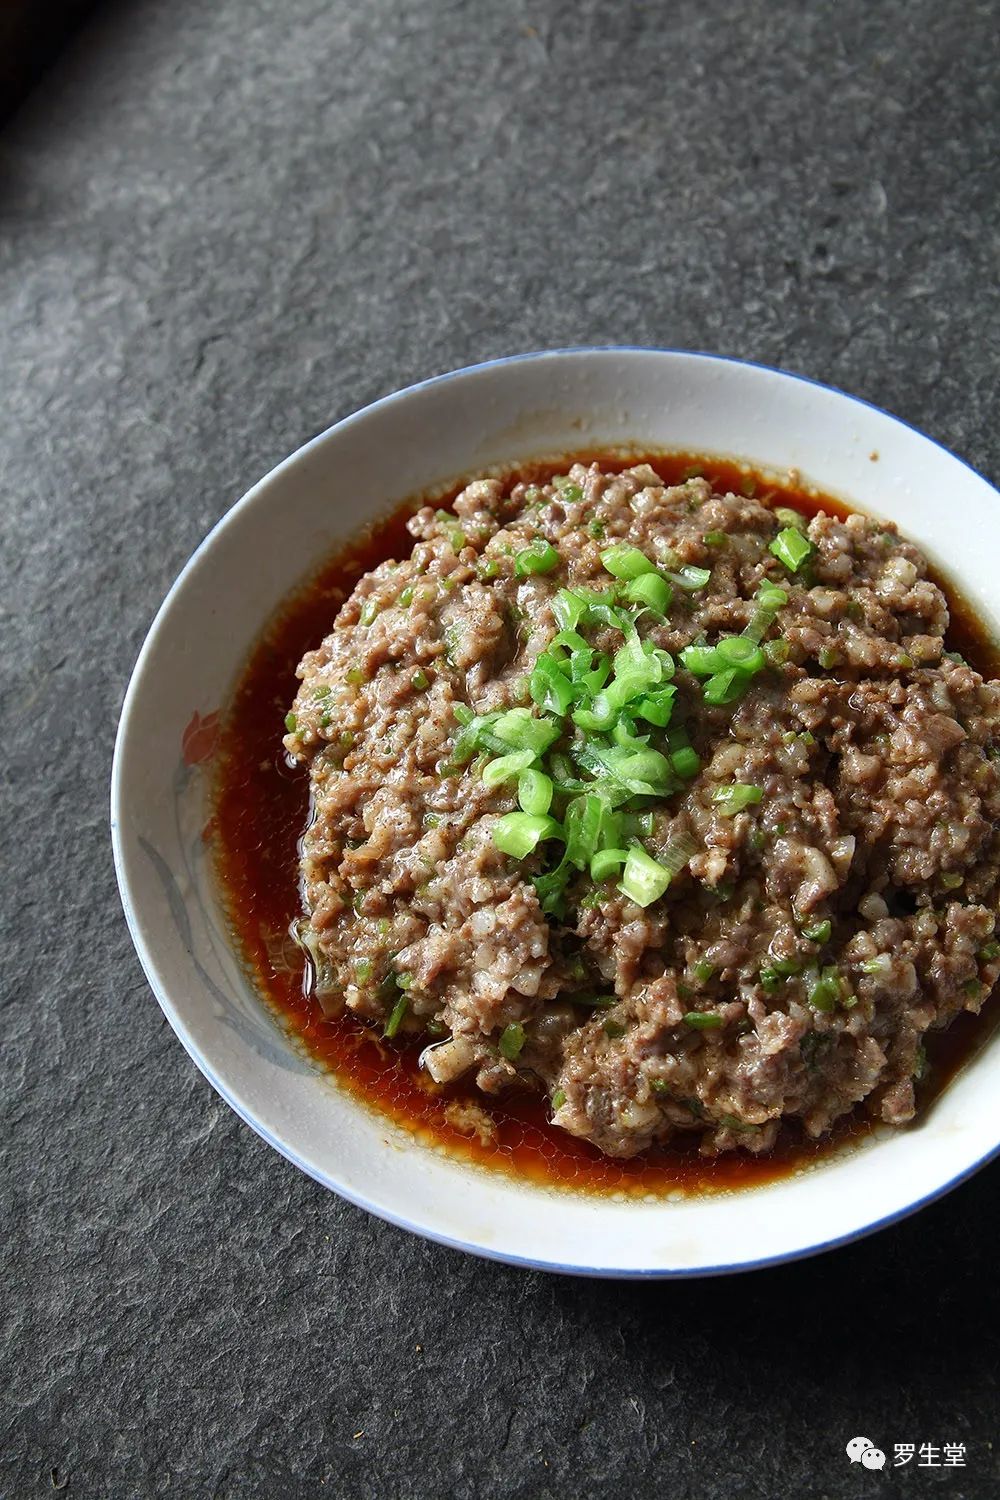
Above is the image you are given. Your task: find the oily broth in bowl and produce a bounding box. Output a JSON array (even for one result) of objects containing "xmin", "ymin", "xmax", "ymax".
[{"xmin": 210, "ymin": 449, "xmax": 1000, "ymax": 1198}]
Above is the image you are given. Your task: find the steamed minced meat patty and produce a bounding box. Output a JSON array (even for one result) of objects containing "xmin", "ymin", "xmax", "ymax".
[{"xmin": 283, "ymin": 462, "xmax": 1000, "ymax": 1158}]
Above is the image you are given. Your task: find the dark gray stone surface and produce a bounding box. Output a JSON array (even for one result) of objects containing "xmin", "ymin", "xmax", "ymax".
[{"xmin": 2, "ymin": 0, "xmax": 999, "ymax": 1495}]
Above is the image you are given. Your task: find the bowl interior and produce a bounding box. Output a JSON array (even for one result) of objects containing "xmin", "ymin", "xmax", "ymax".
[{"xmin": 112, "ymin": 349, "xmax": 1000, "ymax": 1275}]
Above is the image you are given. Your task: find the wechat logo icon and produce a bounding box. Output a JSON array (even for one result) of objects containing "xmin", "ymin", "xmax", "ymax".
[{"xmin": 847, "ymin": 1437, "xmax": 886, "ymax": 1470}]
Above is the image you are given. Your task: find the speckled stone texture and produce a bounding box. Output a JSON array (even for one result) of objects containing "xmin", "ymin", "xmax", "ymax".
[{"xmin": 2, "ymin": 0, "xmax": 999, "ymax": 1495}]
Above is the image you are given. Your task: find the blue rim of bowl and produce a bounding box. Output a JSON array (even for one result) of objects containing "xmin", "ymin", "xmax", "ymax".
[{"xmin": 111, "ymin": 346, "xmax": 1000, "ymax": 1278}]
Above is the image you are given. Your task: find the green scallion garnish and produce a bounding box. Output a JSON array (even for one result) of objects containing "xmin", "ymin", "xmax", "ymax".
[
  {"xmin": 773, "ymin": 506, "xmax": 807, "ymax": 530},
  {"xmin": 590, "ymin": 847, "xmax": 628, "ymax": 882},
  {"xmin": 666, "ymin": 564, "xmax": 712, "ymax": 591},
  {"xmin": 670, "ymin": 746, "xmax": 701, "ymax": 779},
  {"xmin": 769, "ymin": 526, "xmax": 815, "ymax": 573},
  {"xmin": 702, "ymin": 670, "xmax": 745, "ymax": 705},
  {"xmin": 600, "ymin": 543, "xmax": 655, "ymax": 580},
  {"xmin": 807, "ymin": 967, "xmax": 843, "ymax": 1011},
  {"xmin": 482, "ymin": 749, "xmax": 536, "ymax": 788},
  {"xmin": 518, "ymin": 768, "xmax": 554, "ymax": 817},
  {"xmin": 384, "ymin": 992, "xmax": 409, "ymax": 1038},
  {"xmin": 499, "ymin": 1022, "xmax": 526, "ymax": 1060},
  {"xmin": 514, "ymin": 538, "xmax": 560, "ymax": 578},
  {"xmin": 711, "ymin": 783, "xmax": 763, "ymax": 816},
  {"xmin": 715, "ymin": 636, "xmax": 766, "ymax": 672},
  {"xmin": 623, "ymin": 571, "xmax": 673, "ymax": 617},
  {"xmin": 619, "ymin": 844, "xmax": 672, "ymax": 907},
  {"xmin": 493, "ymin": 811, "xmax": 562, "ymax": 858}
]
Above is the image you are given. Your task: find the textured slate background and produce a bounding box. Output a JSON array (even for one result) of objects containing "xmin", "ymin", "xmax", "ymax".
[{"xmin": 2, "ymin": 0, "xmax": 999, "ymax": 1496}]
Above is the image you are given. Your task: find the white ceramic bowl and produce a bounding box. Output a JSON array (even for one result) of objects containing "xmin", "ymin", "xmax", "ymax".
[{"xmin": 112, "ymin": 348, "xmax": 1000, "ymax": 1277}]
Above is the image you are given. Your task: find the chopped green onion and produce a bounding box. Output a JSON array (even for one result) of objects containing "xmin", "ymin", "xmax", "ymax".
[
  {"xmin": 683, "ymin": 1011, "xmax": 723, "ymax": 1029},
  {"xmin": 658, "ymin": 832, "xmax": 698, "ymax": 876},
  {"xmin": 978, "ymin": 941, "xmax": 1000, "ymax": 961},
  {"xmin": 703, "ymin": 531, "xmax": 727, "ymax": 547},
  {"xmin": 702, "ymin": 670, "xmax": 746, "ymax": 705},
  {"xmin": 411, "ymin": 669, "xmax": 430, "ymax": 691},
  {"xmin": 763, "ymin": 637, "xmax": 790, "ymax": 666},
  {"xmin": 551, "ymin": 588, "xmax": 587, "ymax": 631},
  {"xmin": 634, "ymin": 687, "xmax": 677, "ymax": 727},
  {"xmin": 692, "ymin": 959, "xmax": 715, "ymax": 983},
  {"xmin": 499, "ymin": 1022, "xmax": 526, "ymax": 1061},
  {"xmin": 715, "ymin": 636, "xmax": 766, "ymax": 673},
  {"xmin": 818, "ymin": 644, "xmax": 839, "ymax": 671},
  {"xmin": 712, "ymin": 783, "xmax": 763, "ymax": 816},
  {"xmin": 518, "ymin": 768, "xmax": 553, "ymax": 817},
  {"xmin": 941, "ymin": 872, "xmax": 964, "ymax": 890},
  {"xmin": 551, "ymin": 1088, "xmax": 567, "ymax": 1109},
  {"xmin": 514, "ymin": 539, "xmax": 560, "ymax": 578},
  {"xmin": 600, "ymin": 543, "xmax": 655, "ymax": 579},
  {"xmin": 666, "ymin": 564, "xmax": 712, "ymax": 591},
  {"xmin": 623, "ymin": 571, "xmax": 673, "ymax": 616},
  {"xmin": 807, "ymin": 967, "xmax": 842, "ymax": 1011},
  {"xmin": 557, "ymin": 482, "xmax": 583, "ymax": 502},
  {"xmin": 604, "ymin": 1020, "xmax": 626, "ymax": 1040},
  {"xmin": 774, "ymin": 506, "xmax": 807, "ymax": 530},
  {"xmin": 590, "ymin": 847, "xmax": 628, "ymax": 882},
  {"xmin": 552, "ymin": 626, "xmax": 590, "ymax": 654},
  {"xmin": 492, "ymin": 708, "xmax": 560, "ymax": 756},
  {"xmin": 564, "ymin": 793, "xmax": 611, "ymax": 870},
  {"xmin": 802, "ymin": 918, "xmax": 831, "ymax": 944},
  {"xmin": 284, "ymin": 712, "xmax": 297, "ymax": 732},
  {"xmin": 743, "ymin": 582, "xmax": 789, "ymax": 645},
  {"xmin": 529, "ymin": 655, "xmax": 575, "ymax": 716},
  {"xmin": 680, "ymin": 644, "xmax": 722, "ymax": 677},
  {"xmin": 670, "ymin": 746, "xmax": 701, "ymax": 779},
  {"xmin": 398, "ymin": 586, "xmax": 414, "ymax": 606},
  {"xmin": 532, "ymin": 858, "xmax": 572, "ymax": 916},
  {"xmin": 384, "ymin": 993, "xmax": 409, "ymax": 1038},
  {"xmin": 453, "ymin": 704, "xmax": 475, "ymax": 726},
  {"xmin": 482, "ymin": 750, "xmax": 536, "ymax": 787},
  {"xmin": 434, "ymin": 510, "xmax": 467, "ymax": 551},
  {"xmin": 354, "ymin": 958, "xmax": 373, "ymax": 981},
  {"xmin": 770, "ymin": 527, "xmax": 815, "ymax": 573},
  {"xmin": 601, "ymin": 744, "xmax": 675, "ymax": 794},
  {"xmin": 493, "ymin": 811, "xmax": 562, "ymax": 858},
  {"xmin": 757, "ymin": 581, "xmax": 789, "ymax": 610},
  {"xmin": 477, "ymin": 558, "xmax": 500, "ymax": 581},
  {"xmin": 627, "ymin": 811, "xmax": 657, "ymax": 840},
  {"xmin": 619, "ymin": 844, "xmax": 672, "ymax": 907}
]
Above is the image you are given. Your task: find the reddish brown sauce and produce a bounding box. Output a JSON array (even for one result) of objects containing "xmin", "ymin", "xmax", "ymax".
[{"xmin": 210, "ymin": 451, "xmax": 1000, "ymax": 1197}]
